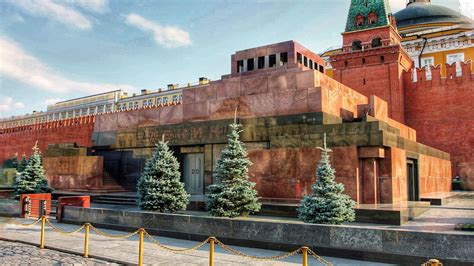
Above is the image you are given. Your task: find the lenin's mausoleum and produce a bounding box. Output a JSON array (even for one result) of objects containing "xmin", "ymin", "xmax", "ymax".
[{"xmin": 1, "ymin": 0, "xmax": 473, "ymax": 212}]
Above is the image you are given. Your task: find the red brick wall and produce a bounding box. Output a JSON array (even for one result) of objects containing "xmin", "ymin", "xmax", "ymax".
[
  {"xmin": 0, "ymin": 117, "xmax": 95, "ymax": 164},
  {"xmin": 404, "ymin": 63, "xmax": 474, "ymax": 184}
]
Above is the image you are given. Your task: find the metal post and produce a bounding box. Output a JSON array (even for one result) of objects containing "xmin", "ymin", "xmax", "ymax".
[
  {"xmin": 138, "ymin": 228, "xmax": 144, "ymax": 266},
  {"xmin": 209, "ymin": 237, "xmax": 215, "ymax": 266},
  {"xmin": 84, "ymin": 223, "xmax": 90, "ymax": 258},
  {"xmin": 301, "ymin": 246, "xmax": 308, "ymax": 266},
  {"xmin": 40, "ymin": 215, "xmax": 46, "ymax": 249}
]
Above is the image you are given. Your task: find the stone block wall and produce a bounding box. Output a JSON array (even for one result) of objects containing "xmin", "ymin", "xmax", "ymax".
[
  {"xmin": 43, "ymin": 156, "xmax": 103, "ymax": 190},
  {"xmin": 248, "ymin": 146, "xmax": 359, "ymax": 199}
]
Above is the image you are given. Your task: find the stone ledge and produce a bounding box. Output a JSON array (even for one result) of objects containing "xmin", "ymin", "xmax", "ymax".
[{"xmin": 63, "ymin": 206, "xmax": 474, "ymax": 264}]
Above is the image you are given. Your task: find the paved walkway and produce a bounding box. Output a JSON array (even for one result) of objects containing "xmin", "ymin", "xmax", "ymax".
[
  {"xmin": 0, "ymin": 217, "xmax": 390, "ymax": 266},
  {"xmin": 0, "ymin": 240, "xmax": 112, "ymax": 265}
]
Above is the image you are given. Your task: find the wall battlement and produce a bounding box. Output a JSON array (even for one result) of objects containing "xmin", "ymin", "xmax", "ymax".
[{"xmin": 403, "ymin": 61, "xmax": 473, "ymax": 90}]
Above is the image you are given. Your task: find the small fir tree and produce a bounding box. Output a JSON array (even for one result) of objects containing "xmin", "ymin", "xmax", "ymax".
[
  {"xmin": 137, "ymin": 137, "xmax": 189, "ymax": 212},
  {"xmin": 13, "ymin": 142, "xmax": 52, "ymax": 198},
  {"xmin": 206, "ymin": 122, "xmax": 261, "ymax": 218},
  {"xmin": 298, "ymin": 135, "xmax": 355, "ymax": 224}
]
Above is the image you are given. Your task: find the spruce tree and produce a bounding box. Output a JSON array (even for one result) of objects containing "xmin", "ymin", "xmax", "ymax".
[
  {"xmin": 298, "ymin": 135, "xmax": 355, "ymax": 224},
  {"xmin": 13, "ymin": 143, "xmax": 52, "ymax": 198},
  {"xmin": 17, "ymin": 155, "xmax": 28, "ymax": 173},
  {"xmin": 137, "ymin": 137, "xmax": 189, "ymax": 212},
  {"xmin": 206, "ymin": 123, "xmax": 261, "ymax": 218}
]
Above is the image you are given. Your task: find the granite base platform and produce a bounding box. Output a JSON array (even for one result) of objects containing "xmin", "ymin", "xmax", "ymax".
[{"xmin": 62, "ymin": 206, "xmax": 474, "ymax": 265}]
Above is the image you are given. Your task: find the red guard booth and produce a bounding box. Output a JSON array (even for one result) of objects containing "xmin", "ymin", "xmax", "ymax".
[{"xmin": 20, "ymin": 193, "xmax": 51, "ymax": 218}]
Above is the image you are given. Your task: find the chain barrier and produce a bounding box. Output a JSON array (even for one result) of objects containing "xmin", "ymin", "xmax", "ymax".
[
  {"xmin": 45, "ymin": 217, "xmax": 85, "ymax": 235},
  {"xmin": 215, "ymin": 238, "xmax": 302, "ymax": 261},
  {"xmin": 89, "ymin": 224, "xmax": 140, "ymax": 239},
  {"xmin": 144, "ymin": 230, "xmax": 210, "ymax": 253},
  {"xmin": 4, "ymin": 215, "xmax": 335, "ymax": 265},
  {"xmin": 2, "ymin": 217, "xmax": 42, "ymax": 227},
  {"xmin": 308, "ymin": 248, "xmax": 333, "ymax": 266}
]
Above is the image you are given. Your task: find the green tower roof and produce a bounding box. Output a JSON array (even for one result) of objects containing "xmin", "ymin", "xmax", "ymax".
[{"xmin": 345, "ymin": 0, "xmax": 392, "ymax": 32}]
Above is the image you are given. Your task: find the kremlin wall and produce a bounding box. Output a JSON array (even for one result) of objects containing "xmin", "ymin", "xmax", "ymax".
[{"xmin": 0, "ymin": 0, "xmax": 473, "ymax": 204}]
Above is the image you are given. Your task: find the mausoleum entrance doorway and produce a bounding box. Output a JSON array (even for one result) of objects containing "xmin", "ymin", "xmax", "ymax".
[
  {"xmin": 407, "ymin": 159, "xmax": 419, "ymax": 201},
  {"xmin": 183, "ymin": 153, "xmax": 204, "ymax": 195}
]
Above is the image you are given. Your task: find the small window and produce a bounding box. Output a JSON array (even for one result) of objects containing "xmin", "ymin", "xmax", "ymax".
[
  {"xmin": 344, "ymin": 61, "xmax": 348, "ymax": 67},
  {"xmin": 319, "ymin": 65, "xmax": 324, "ymax": 73},
  {"xmin": 143, "ymin": 100, "xmax": 148, "ymax": 107},
  {"xmin": 355, "ymin": 14, "xmax": 364, "ymax": 27},
  {"xmin": 297, "ymin": 53, "xmax": 302, "ymax": 64},
  {"xmin": 269, "ymin": 54, "xmax": 276, "ymax": 67},
  {"xmin": 315, "ymin": 63, "xmax": 319, "ymax": 70},
  {"xmin": 128, "ymin": 102, "xmax": 133, "ymax": 108},
  {"xmin": 172, "ymin": 95, "xmax": 178, "ymax": 102},
  {"xmin": 309, "ymin": 59, "xmax": 313, "ymax": 69},
  {"xmin": 258, "ymin": 56, "xmax": 265, "ymax": 69},
  {"xmin": 303, "ymin": 56, "xmax": 308, "ymax": 67},
  {"xmin": 362, "ymin": 58, "xmax": 366, "ymax": 65},
  {"xmin": 163, "ymin": 97, "xmax": 168, "ymax": 104},
  {"xmin": 237, "ymin": 60, "xmax": 243, "ymax": 73},
  {"xmin": 372, "ymin": 37, "xmax": 382, "ymax": 48},
  {"xmin": 368, "ymin": 12, "xmax": 378, "ymax": 25},
  {"xmin": 148, "ymin": 99, "xmax": 153, "ymax": 106},
  {"xmin": 280, "ymin": 52, "xmax": 288, "ymax": 65},
  {"xmin": 381, "ymin": 56, "xmax": 385, "ymax": 64},
  {"xmin": 247, "ymin": 58, "xmax": 254, "ymax": 71},
  {"xmin": 134, "ymin": 102, "xmax": 138, "ymax": 108},
  {"xmin": 352, "ymin": 40, "xmax": 362, "ymax": 51}
]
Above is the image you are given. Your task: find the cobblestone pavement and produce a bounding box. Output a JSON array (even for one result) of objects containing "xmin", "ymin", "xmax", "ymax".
[{"xmin": 0, "ymin": 240, "xmax": 112, "ymax": 265}]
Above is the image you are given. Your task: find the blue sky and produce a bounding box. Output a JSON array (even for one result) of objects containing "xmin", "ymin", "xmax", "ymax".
[{"xmin": 0, "ymin": 0, "xmax": 464, "ymax": 117}]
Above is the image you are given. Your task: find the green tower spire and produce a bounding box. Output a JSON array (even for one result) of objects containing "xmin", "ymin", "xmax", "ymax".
[{"xmin": 345, "ymin": 0, "xmax": 393, "ymax": 32}]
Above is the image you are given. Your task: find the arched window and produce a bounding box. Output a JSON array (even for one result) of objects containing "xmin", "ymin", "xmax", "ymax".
[
  {"xmin": 352, "ymin": 40, "xmax": 362, "ymax": 51},
  {"xmin": 372, "ymin": 37, "xmax": 382, "ymax": 48},
  {"xmin": 355, "ymin": 14, "xmax": 364, "ymax": 27},
  {"xmin": 368, "ymin": 12, "xmax": 378, "ymax": 25}
]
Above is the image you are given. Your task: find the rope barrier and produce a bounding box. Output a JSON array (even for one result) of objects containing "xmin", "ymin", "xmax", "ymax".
[
  {"xmin": 4, "ymin": 215, "xmax": 335, "ymax": 265},
  {"xmin": 2, "ymin": 217, "xmax": 42, "ymax": 227},
  {"xmin": 89, "ymin": 224, "xmax": 140, "ymax": 239},
  {"xmin": 144, "ymin": 230, "xmax": 209, "ymax": 253},
  {"xmin": 308, "ymin": 248, "xmax": 333, "ymax": 266},
  {"xmin": 45, "ymin": 218, "xmax": 85, "ymax": 235},
  {"xmin": 215, "ymin": 238, "xmax": 302, "ymax": 261}
]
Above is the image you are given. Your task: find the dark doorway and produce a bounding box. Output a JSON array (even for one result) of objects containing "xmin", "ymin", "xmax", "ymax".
[{"xmin": 407, "ymin": 159, "xmax": 419, "ymax": 201}]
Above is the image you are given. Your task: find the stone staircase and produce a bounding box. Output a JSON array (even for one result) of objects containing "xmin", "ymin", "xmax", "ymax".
[{"xmin": 92, "ymin": 193, "xmax": 138, "ymax": 206}]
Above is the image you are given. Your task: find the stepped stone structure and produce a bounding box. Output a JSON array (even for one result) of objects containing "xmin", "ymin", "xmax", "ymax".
[{"xmin": 1, "ymin": 0, "xmax": 472, "ymax": 205}]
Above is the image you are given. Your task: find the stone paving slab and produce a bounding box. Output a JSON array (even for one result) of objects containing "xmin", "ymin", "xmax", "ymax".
[{"xmin": 0, "ymin": 217, "xmax": 390, "ymax": 266}]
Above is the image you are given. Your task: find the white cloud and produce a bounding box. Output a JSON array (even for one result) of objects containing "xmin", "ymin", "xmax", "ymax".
[
  {"xmin": 0, "ymin": 97, "xmax": 25, "ymax": 112},
  {"xmin": 0, "ymin": 37, "xmax": 136, "ymax": 94},
  {"xmin": 7, "ymin": 0, "xmax": 92, "ymax": 30},
  {"xmin": 67, "ymin": 0, "xmax": 109, "ymax": 14},
  {"xmin": 125, "ymin": 13, "xmax": 191, "ymax": 48}
]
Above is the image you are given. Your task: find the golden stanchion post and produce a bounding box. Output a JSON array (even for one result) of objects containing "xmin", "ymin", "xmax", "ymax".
[
  {"xmin": 209, "ymin": 237, "xmax": 216, "ymax": 266},
  {"xmin": 40, "ymin": 215, "xmax": 46, "ymax": 249},
  {"xmin": 301, "ymin": 246, "xmax": 308, "ymax": 266},
  {"xmin": 84, "ymin": 223, "xmax": 90, "ymax": 258},
  {"xmin": 138, "ymin": 228, "xmax": 144, "ymax": 266}
]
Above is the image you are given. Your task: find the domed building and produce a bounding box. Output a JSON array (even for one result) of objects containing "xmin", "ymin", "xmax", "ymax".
[
  {"xmin": 395, "ymin": 0, "xmax": 473, "ymax": 78},
  {"xmin": 323, "ymin": 0, "xmax": 474, "ymax": 79}
]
